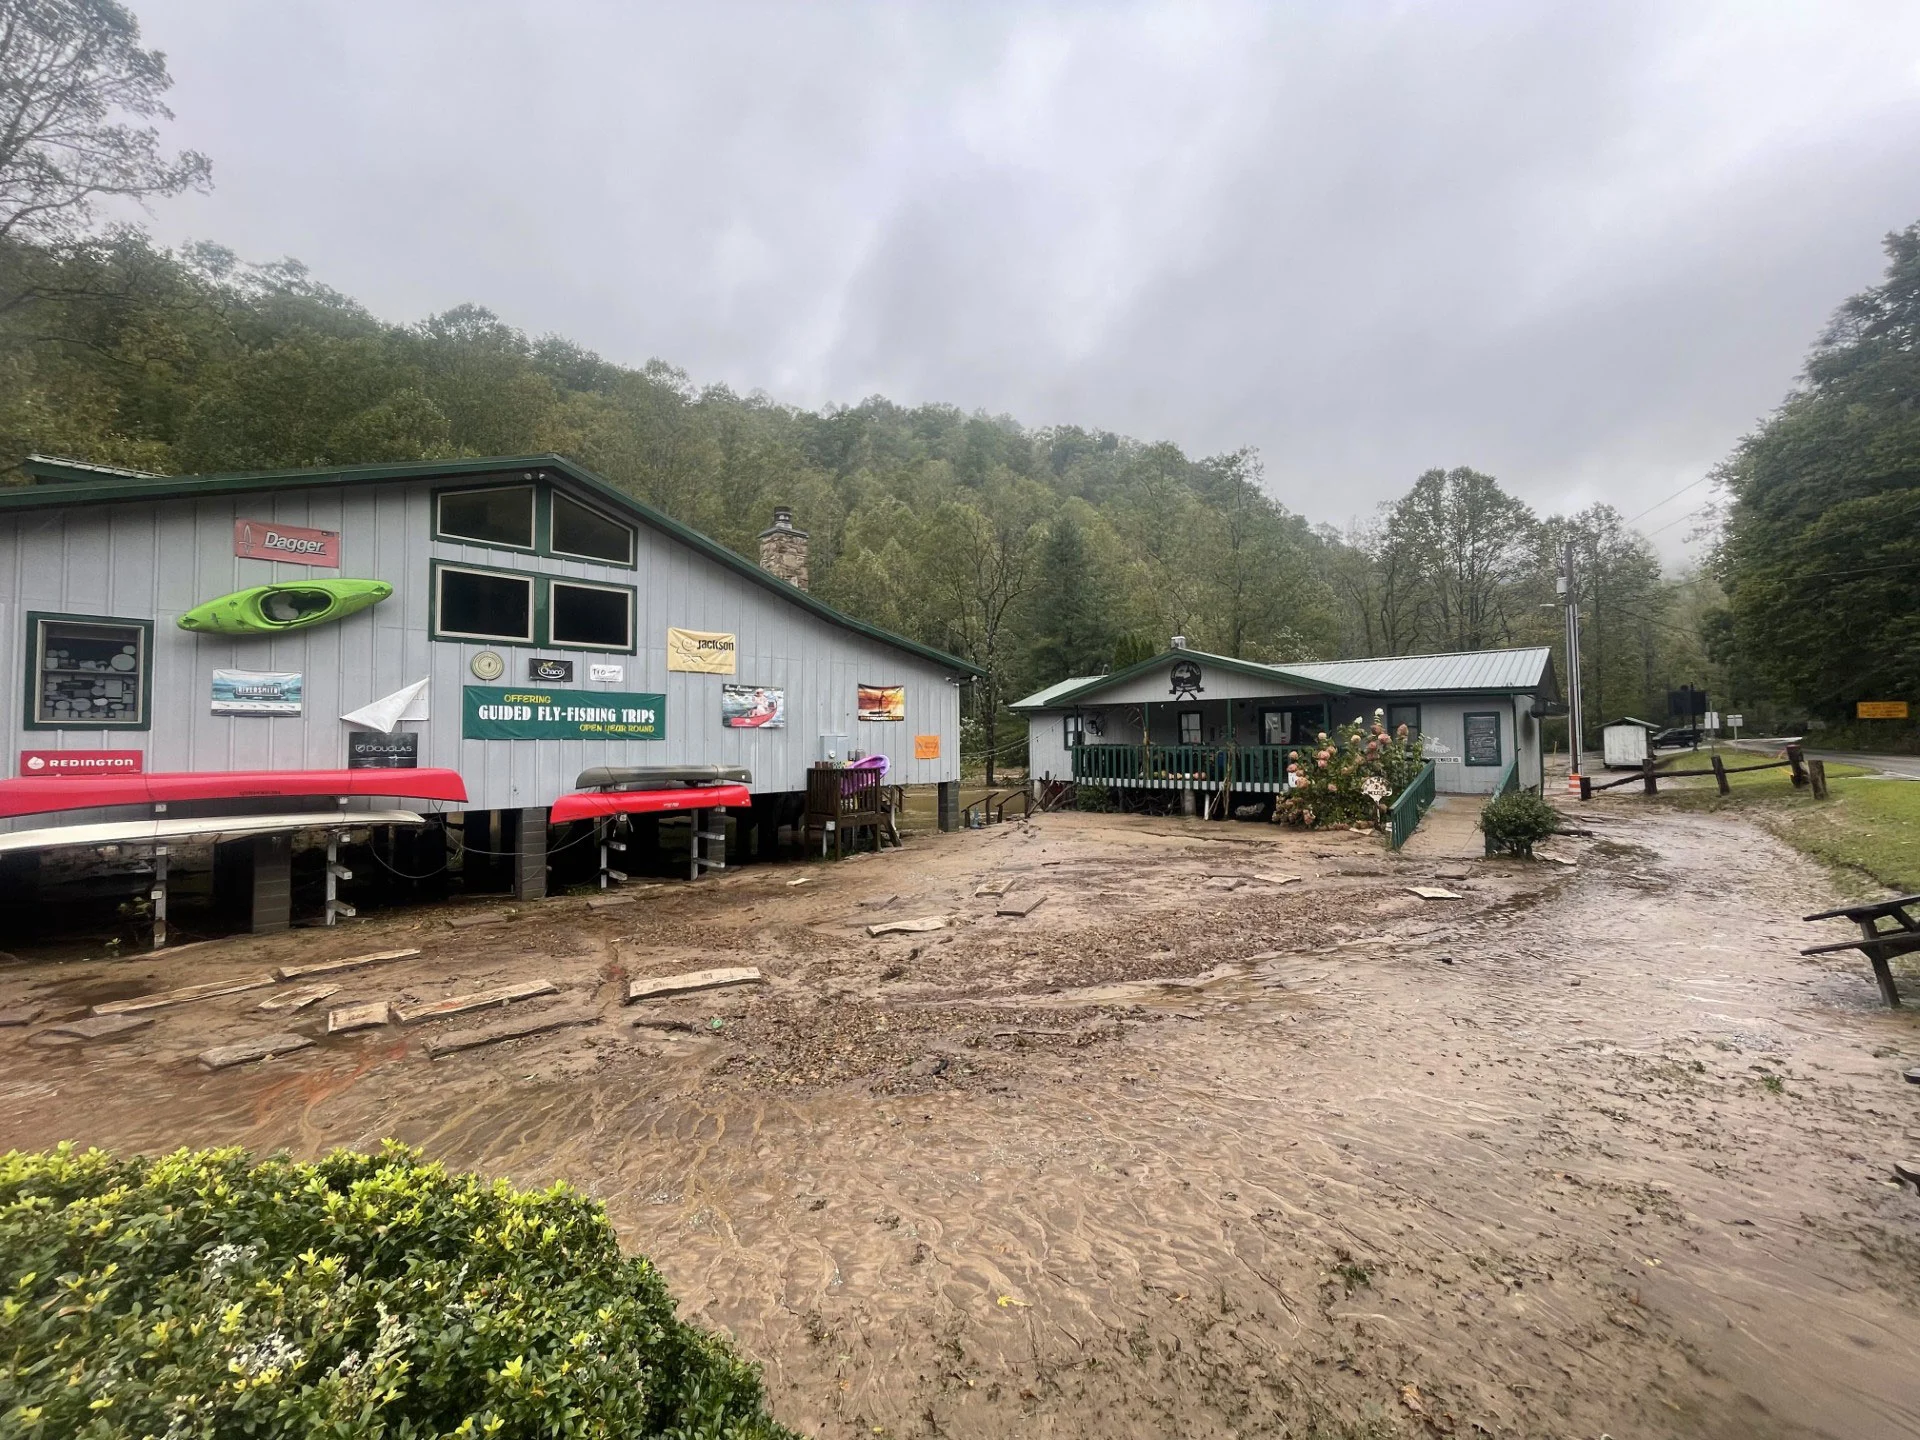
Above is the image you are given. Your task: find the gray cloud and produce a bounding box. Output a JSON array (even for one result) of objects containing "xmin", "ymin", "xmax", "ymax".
[{"xmin": 131, "ymin": 0, "xmax": 1920, "ymax": 560}]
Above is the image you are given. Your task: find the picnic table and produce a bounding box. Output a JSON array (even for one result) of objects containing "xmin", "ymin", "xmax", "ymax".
[{"xmin": 1802, "ymin": 893, "xmax": 1920, "ymax": 1008}]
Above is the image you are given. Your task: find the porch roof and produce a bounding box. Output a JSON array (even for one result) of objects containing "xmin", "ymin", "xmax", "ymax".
[{"xmin": 1010, "ymin": 645, "xmax": 1557, "ymax": 712}]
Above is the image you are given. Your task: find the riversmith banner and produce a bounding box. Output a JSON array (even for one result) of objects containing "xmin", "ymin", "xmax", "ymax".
[
  {"xmin": 666, "ymin": 627, "xmax": 737, "ymax": 674},
  {"xmin": 463, "ymin": 685, "xmax": 665, "ymax": 741}
]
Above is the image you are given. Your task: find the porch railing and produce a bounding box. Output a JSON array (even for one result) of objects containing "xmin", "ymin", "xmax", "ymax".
[
  {"xmin": 1386, "ymin": 761, "xmax": 1437, "ymax": 851},
  {"xmin": 1069, "ymin": 743, "xmax": 1300, "ymax": 787}
]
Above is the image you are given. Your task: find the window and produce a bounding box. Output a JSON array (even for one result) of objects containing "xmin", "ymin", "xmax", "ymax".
[
  {"xmin": 1063, "ymin": 714, "xmax": 1084, "ymax": 749},
  {"xmin": 549, "ymin": 579, "xmax": 634, "ymax": 650},
  {"xmin": 437, "ymin": 486, "xmax": 536, "ymax": 549},
  {"xmin": 434, "ymin": 563, "xmax": 534, "ymax": 643},
  {"xmin": 1386, "ymin": 703, "xmax": 1421, "ymax": 737},
  {"xmin": 1178, "ymin": 710, "xmax": 1203, "ymax": 745},
  {"xmin": 551, "ymin": 492, "xmax": 636, "ymax": 565},
  {"xmin": 1260, "ymin": 705, "xmax": 1324, "ymax": 746},
  {"xmin": 27, "ymin": 613, "xmax": 152, "ymax": 729}
]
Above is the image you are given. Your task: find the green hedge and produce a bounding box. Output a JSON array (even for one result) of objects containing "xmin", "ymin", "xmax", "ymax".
[
  {"xmin": 0, "ymin": 1143, "xmax": 794, "ymax": 1439},
  {"xmin": 1478, "ymin": 788, "xmax": 1560, "ymax": 857}
]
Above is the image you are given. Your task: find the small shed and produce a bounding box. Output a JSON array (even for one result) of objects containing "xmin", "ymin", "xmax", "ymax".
[{"xmin": 1601, "ymin": 717, "xmax": 1659, "ymax": 770}]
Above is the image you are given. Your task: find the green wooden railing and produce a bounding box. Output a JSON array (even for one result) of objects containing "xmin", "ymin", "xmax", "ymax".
[
  {"xmin": 1493, "ymin": 757, "xmax": 1519, "ymax": 798},
  {"xmin": 1386, "ymin": 760, "xmax": 1437, "ymax": 850},
  {"xmin": 1070, "ymin": 744, "xmax": 1300, "ymax": 786}
]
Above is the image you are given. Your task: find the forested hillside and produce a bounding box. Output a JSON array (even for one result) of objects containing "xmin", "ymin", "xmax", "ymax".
[{"xmin": 0, "ymin": 228, "xmax": 1714, "ymax": 767}]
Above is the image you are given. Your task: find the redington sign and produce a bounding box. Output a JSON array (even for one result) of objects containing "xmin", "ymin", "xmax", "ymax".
[
  {"xmin": 234, "ymin": 518, "xmax": 341, "ymax": 566},
  {"xmin": 19, "ymin": 750, "xmax": 145, "ymax": 776}
]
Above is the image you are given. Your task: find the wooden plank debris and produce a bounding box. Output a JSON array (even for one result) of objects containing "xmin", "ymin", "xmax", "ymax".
[
  {"xmin": 326, "ymin": 1000, "xmax": 392, "ymax": 1034},
  {"xmin": 973, "ymin": 879, "xmax": 1014, "ymax": 897},
  {"xmin": 866, "ymin": 916, "xmax": 947, "ymax": 937},
  {"xmin": 626, "ymin": 967, "xmax": 763, "ymax": 1003},
  {"xmin": 856, "ymin": 894, "xmax": 900, "ymax": 909},
  {"xmin": 446, "ymin": 911, "xmax": 511, "ymax": 930},
  {"xmin": 585, "ymin": 895, "xmax": 636, "ymax": 910},
  {"xmin": 1534, "ymin": 851, "xmax": 1578, "ymax": 867},
  {"xmin": 33, "ymin": 1014, "xmax": 154, "ymax": 1044},
  {"xmin": 392, "ymin": 980, "xmax": 557, "ymax": 1025},
  {"xmin": 996, "ymin": 893, "xmax": 1048, "ymax": 918},
  {"xmin": 256, "ymin": 984, "xmax": 340, "ymax": 1013},
  {"xmin": 274, "ymin": 948, "xmax": 420, "ymax": 982},
  {"xmin": 1205, "ymin": 877, "xmax": 1244, "ymax": 891},
  {"xmin": 1254, "ymin": 874, "xmax": 1303, "ymax": 886},
  {"xmin": 785, "ymin": 876, "xmax": 813, "ymax": 887},
  {"xmin": 91, "ymin": 975, "xmax": 273, "ymax": 1016},
  {"xmin": 0, "ymin": 1007, "xmax": 43, "ymax": 1027},
  {"xmin": 425, "ymin": 1007, "xmax": 599, "ymax": 1059},
  {"xmin": 198, "ymin": 1033, "xmax": 315, "ymax": 1070},
  {"xmin": 1407, "ymin": 886, "xmax": 1463, "ymax": 900}
]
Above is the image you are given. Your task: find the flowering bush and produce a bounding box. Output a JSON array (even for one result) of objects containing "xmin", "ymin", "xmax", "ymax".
[
  {"xmin": 0, "ymin": 1142, "xmax": 794, "ymax": 1439},
  {"xmin": 1273, "ymin": 710, "xmax": 1426, "ymax": 829}
]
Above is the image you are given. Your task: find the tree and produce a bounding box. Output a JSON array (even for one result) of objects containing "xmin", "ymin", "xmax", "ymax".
[
  {"xmin": 1386, "ymin": 467, "xmax": 1537, "ymax": 651},
  {"xmin": 1715, "ymin": 222, "xmax": 1920, "ymax": 718},
  {"xmin": 0, "ymin": 0, "xmax": 210, "ymax": 246},
  {"xmin": 1022, "ymin": 505, "xmax": 1116, "ymax": 685}
]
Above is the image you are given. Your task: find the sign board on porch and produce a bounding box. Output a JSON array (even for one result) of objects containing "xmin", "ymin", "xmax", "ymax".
[
  {"xmin": 19, "ymin": 749, "xmax": 143, "ymax": 776},
  {"xmin": 233, "ymin": 518, "xmax": 340, "ymax": 566},
  {"xmin": 463, "ymin": 685, "xmax": 665, "ymax": 741},
  {"xmin": 1858, "ymin": 700, "xmax": 1910, "ymax": 720}
]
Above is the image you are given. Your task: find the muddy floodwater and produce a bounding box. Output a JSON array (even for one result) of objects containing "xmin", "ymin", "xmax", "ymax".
[{"xmin": 4, "ymin": 804, "xmax": 1919, "ymax": 1438}]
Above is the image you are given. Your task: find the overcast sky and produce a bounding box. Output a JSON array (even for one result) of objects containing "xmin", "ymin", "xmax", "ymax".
[{"xmin": 129, "ymin": 0, "xmax": 1920, "ymax": 562}]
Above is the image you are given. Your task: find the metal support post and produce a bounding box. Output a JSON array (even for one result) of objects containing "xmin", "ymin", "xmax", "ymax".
[
  {"xmin": 325, "ymin": 830, "xmax": 356, "ymax": 924},
  {"xmin": 150, "ymin": 845, "xmax": 169, "ymax": 950}
]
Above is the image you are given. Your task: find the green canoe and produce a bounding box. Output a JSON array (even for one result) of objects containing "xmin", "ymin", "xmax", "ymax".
[{"xmin": 178, "ymin": 579, "xmax": 393, "ymax": 635}]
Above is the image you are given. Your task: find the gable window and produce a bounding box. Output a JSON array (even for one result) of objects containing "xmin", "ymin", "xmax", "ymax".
[
  {"xmin": 551, "ymin": 492, "xmax": 636, "ymax": 565},
  {"xmin": 437, "ymin": 485, "xmax": 536, "ymax": 550},
  {"xmin": 1178, "ymin": 710, "xmax": 1204, "ymax": 745},
  {"xmin": 549, "ymin": 579, "xmax": 634, "ymax": 651},
  {"xmin": 1386, "ymin": 703, "xmax": 1421, "ymax": 737},
  {"xmin": 1063, "ymin": 714, "xmax": 1084, "ymax": 749},
  {"xmin": 27, "ymin": 613, "xmax": 152, "ymax": 729},
  {"xmin": 434, "ymin": 563, "xmax": 534, "ymax": 643}
]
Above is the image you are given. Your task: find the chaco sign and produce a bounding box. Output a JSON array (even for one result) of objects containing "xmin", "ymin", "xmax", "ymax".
[
  {"xmin": 463, "ymin": 685, "xmax": 665, "ymax": 741},
  {"xmin": 234, "ymin": 518, "xmax": 341, "ymax": 567}
]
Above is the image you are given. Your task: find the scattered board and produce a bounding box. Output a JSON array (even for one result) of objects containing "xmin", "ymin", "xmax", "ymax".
[
  {"xmin": 1254, "ymin": 874, "xmax": 1303, "ymax": 886},
  {"xmin": 274, "ymin": 948, "xmax": 420, "ymax": 982},
  {"xmin": 327, "ymin": 1000, "xmax": 392, "ymax": 1034},
  {"xmin": 32, "ymin": 1014, "xmax": 154, "ymax": 1044},
  {"xmin": 0, "ymin": 1007, "xmax": 43, "ymax": 1028},
  {"xmin": 856, "ymin": 894, "xmax": 900, "ymax": 910},
  {"xmin": 1534, "ymin": 851, "xmax": 1578, "ymax": 867},
  {"xmin": 446, "ymin": 911, "xmax": 511, "ymax": 930},
  {"xmin": 586, "ymin": 895, "xmax": 636, "ymax": 910},
  {"xmin": 866, "ymin": 916, "xmax": 947, "ymax": 938},
  {"xmin": 626, "ymin": 967, "xmax": 763, "ymax": 1003},
  {"xmin": 198, "ymin": 1033, "xmax": 314, "ymax": 1070},
  {"xmin": 392, "ymin": 980, "xmax": 557, "ymax": 1026},
  {"xmin": 91, "ymin": 975, "xmax": 273, "ymax": 1016},
  {"xmin": 1407, "ymin": 886, "xmax": 1463, "ymax": 900},
  {"xmin": 973, "ymin": 879, "xmax": 1014, "ymax": 897},
  {"xmin": 256, "ymin": 984, "xmax": 340, "ymax": 1013},
  {"xmin": 1204, "ymin": 877, "xmax": 1244, "ymax": 891},
  {"xmin": 996, "ymin": 893, "xmax": 1048, "ymax": 918},
  {"xmin": 425, "ymin": 1007, "xmax": 599, "ymax": 1059},
  {"xmin": 785, "ymin": 876, "xmax": 813, "ymax": 887}
]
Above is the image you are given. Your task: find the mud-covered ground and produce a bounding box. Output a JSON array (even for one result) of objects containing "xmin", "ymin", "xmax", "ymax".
[{"xmin": 4, "ymin": 802, "xmax": 1920, "ymax": 1439}]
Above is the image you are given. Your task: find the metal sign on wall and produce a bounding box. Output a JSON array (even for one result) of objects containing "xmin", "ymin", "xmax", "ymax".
[
  {"xmin": 463, "ymin": 685, "xmax": 665, "ymax": 741},
  {"xmin": 346, "ymin": 731, "xmax": 419, "ymax": 769},
  {"xmin": 19, "ymin": 749, "xmax": 144, "ymax": 776},
  {"xmin": 529, "ymin": 658, "xmax": 574, "ymax": 683},
  {"xmin": 233, "ymin": 518, "xmax": 340, "ymax": 566}
]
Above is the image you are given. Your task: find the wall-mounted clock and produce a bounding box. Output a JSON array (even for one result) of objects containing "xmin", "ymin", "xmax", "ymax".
[{"xmin": 469, "ymin": 650, "xmax": 505, "ymax": 681}]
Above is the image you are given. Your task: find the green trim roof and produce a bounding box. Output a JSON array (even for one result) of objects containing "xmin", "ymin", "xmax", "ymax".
[
  {"xmin": 6, "ymin": 453, "xmax": 982, "ymax": 677},
  {"xmin": 1011, "ymin": 645, "xmax": 1556, "ymax": 709}
]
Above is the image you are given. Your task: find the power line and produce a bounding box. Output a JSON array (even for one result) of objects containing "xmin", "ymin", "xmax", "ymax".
[{"xmin": 1624, "ymin": 475, "xmax": 1712, "ymax": 526}]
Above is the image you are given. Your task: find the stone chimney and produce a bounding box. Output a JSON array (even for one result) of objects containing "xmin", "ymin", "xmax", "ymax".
[{"xmin": 758, "ymin": 507, "xmax": 809, "ymax": 590}]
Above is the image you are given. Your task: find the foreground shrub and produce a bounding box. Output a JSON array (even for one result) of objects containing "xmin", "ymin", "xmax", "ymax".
[
  {"xmin": 0, "ymin": 1142, "xmax": 794, "ymax": 1439},
  {"xmin": 1274, "ymin": 712, "xmax": 1427, "ymax": 829},
  {"xmin": 1478, "ymin": 788, "xmax": 1561, "ymax": 857}
]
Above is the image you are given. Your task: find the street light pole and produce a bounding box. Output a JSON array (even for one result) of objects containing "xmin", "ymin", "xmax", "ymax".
[{"xmin": 1560, "ymin": 541, "xmax": 1586, "ymax": 777}]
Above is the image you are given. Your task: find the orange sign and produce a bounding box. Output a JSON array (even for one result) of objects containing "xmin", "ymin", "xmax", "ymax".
[
  {"xmin": 1857, "ymin": 700, "xmax": 1910, "ymax": 720},
  {"xmin": 914, "ymin": 733, "xmax": 941, "ymax": 760}
]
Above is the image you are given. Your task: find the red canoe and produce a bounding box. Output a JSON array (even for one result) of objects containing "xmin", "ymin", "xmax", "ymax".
[
  {"xmin": 549, "ymin": 783, "xmax": 750, "ymax": 823},
  {"xmin": 0, "ymin": 768, "xmax": 469, "ymax": 819}
]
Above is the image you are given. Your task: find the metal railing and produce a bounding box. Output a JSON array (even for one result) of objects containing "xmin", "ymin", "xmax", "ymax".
[{"xmin": 1386, "ymin": 760, "xmax": 1437, "ymax": 851}]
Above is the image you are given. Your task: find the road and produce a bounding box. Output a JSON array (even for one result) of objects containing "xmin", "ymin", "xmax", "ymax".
[{"xmin": 1729, "ymin": 739, "xmax": 1920, "ymax": 778}]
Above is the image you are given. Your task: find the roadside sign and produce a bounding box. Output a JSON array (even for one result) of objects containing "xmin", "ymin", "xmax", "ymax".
[
  {"xmin": 1858, "ymin": 700, "xmax": 1910, "ymax": 720},
  {"xmin": 1727, "ymin": 713, "xmax": 1744, "ymax": 728},
  {"xmin": 1704, "ymin": 710, "xmax": 1720, "ymax": 730}
]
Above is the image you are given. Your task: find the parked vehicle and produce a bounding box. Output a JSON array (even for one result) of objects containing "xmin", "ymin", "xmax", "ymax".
[{"xmin": 1653, "ymin": 726, "xmax": 1702, "ymax": 750}]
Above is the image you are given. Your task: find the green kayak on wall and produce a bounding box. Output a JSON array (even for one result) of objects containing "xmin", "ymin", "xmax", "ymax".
[{"xmin": 178, "ymin": 579, "xmax": 393, "ymax": 635}]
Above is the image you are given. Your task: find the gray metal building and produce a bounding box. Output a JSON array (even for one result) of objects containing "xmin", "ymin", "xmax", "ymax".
[{"xmin": 0, "ymin": 454, "xmax": 975, "ymax": 926}]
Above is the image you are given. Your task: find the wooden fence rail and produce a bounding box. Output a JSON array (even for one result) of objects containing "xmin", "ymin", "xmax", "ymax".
[{"xmin": 1578, "ymin": 745, "xmax": 1807, "ymax": 800}]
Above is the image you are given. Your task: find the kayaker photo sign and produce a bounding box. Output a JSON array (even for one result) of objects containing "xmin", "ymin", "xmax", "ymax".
[
  {"xmin": 720, "ymin": 684, "xmax": 785, "ymax": 728},
  {"xmin": 463, "ymin": 685, "xmax": 665, "ymax": 741},
  {"xmin": 211, "ymin": 670, "xmax": 303, "ymax": 716},
  {"xmin": 666, "ymin": 627, "xmax": 737, "ymax": 674},
  {"xmin": 233, "ymin": 518, "xmax": 340, "ymax": 567}
]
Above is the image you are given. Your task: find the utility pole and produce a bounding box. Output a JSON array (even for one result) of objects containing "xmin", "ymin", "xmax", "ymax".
[{"xmin": 1560, "ymin": 542, "xmax": 1586, "ymax": 778}]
